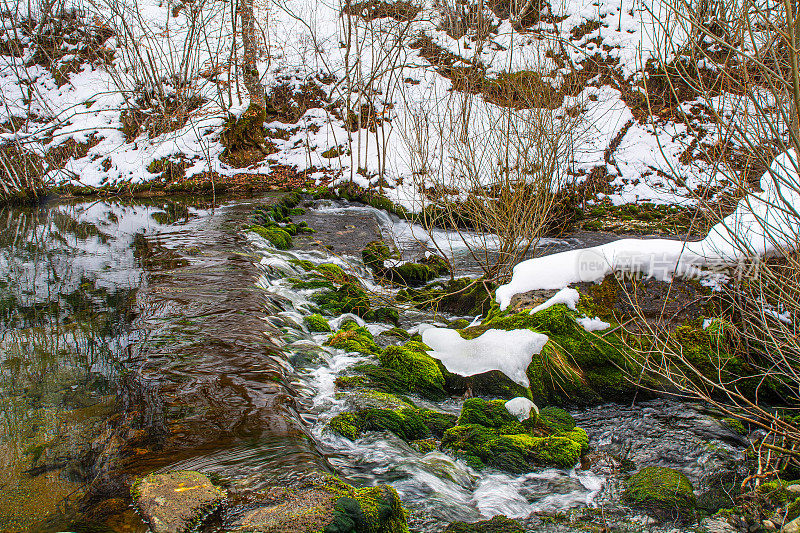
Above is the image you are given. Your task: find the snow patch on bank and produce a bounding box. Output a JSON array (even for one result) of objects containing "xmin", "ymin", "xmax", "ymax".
[
  {"xmin": 422, "ymin": 328, "xmax": 548, "ymax": 387},
  {"xmin": 497, "ymin": 150, "xmax": 800, "ymax": 309}
]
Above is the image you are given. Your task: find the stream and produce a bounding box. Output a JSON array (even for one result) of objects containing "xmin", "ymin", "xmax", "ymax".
[{"xmin": 0, "ymin": 194, "xmax": 748, "ymax": 532}]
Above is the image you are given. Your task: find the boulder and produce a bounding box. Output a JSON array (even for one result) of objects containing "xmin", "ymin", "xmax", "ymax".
[
  {"xmin": 223, "ymin": 473, "xmax": 409, "ymax": 533},
  {"xmin": 624, "ymin": 466, "xmax": 696, "ymax": 521},
  {"xmin": 132, "ymin": 470, "xmax": 226, "ymax": 533}
]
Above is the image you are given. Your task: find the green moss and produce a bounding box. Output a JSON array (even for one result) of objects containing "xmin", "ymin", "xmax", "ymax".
[
  {"xmin": 329, "ymin": 406, "xmax": 456, "ymax": 443},
  {"xmin": 441, "ymin": 400, "xmax": 587, "ymax": 473},
  {"xmin": 249, "ymin": 225, "xmax": 293, "ymax": 249},
  {"xmin": 411, "ymin": 439, "xmax": 437, "ymax": 453},
  {"xmin": 362, "ymin": 241, "xmax": 397, "ymax": 271},
  {"xmin": 788, "ymin": 496, "xmax": 800, "ymax": 521},
  {"xmin": 306, "ymin": 313, "xmax": 332, "ymax": 333},
  {"xmin": 457, "ymin": 398, "xmax": 527, "ymax": 434},
  {"xmin": 329, "ymin": 412, "xmax": 362, "ymax": 440},
  {"xmin": 348, "ymin": 364, "xmax": 410, "ymax": 395},
  {"xmin": 313, "ymin": 282, "xmax": 372, "ymax": 319},
  {"xmin": 721, "ymin": 417, "xmax": 746, "ymax": 436},
  {"xmin": 314, "ymin": 263, "xmax": 351, "ymax": 284},
  {"xmin": 325, "ymin": 323, "xmax": 379, "ymax": 355},
  {"xmin": 444, "ymin": 516, "xmax": 524, "ymax": 533},
  {"xmin": 363, "ymin": 307, "xmax": 400, "ymax": 325},
  {"xmin": 624, "ymin": 467, "xmax": 696, "ymax": 520},
  {"xmin": 441, "ymin": 424, "xmax": 583, "ymax": 473},
  {"xmin": 335, "ymin": 375, "xmax": 368, "ymax": 389},
  {"xmin": 325, "ymin": 484, "xmax": 409, "ymax": 533},
  {"xmin": 559, "ymin": 427, "xmax": 588, "ymax": 453},
  {"xmin": 379, "ymin": 342, "xmax": 446, "ymax": 399},
  {"xmin": 537, "ymin": 406, "xmax": 576, "ymax": 433},
  {"xmin": 380, "ymin": 328, "xmax": 410, "ymax": 341},
  {"xmin": 398, "ymin": 278, "xmax": 495, "ymax": 316},
  {"xmin": 498, "ymin": 434, "xmax": 581, "ymax": 469},
  {"xmin": 461, "ymin": 305, "xmax": 637, "ymax": 405}
]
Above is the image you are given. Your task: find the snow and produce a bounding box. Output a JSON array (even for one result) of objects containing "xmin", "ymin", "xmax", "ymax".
[
  {"xmin": 505, "ymin": 397, "xmax": 539, "ymax": 421},
  {"xmin": 530, "ymin": 288, "xmax": 580, "ymax": 314},
  {"xmin": 0, "ymin": 0, "xmax": 749, "ymax": 205},
  {"xmin": 421, "ymin": 327, "xmax": 549, "ymax": 387},
  {"xmin": 577, "ymin": 317, "xmax": 611, "ymax": 332},
  {"xmin": 497, "ymin": 150, "xmax": 800, "ymax": 309}
]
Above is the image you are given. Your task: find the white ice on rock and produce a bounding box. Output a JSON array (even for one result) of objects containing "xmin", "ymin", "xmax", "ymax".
[
  {"xmin": 497, "ymin": 150, "xmax": 800, "ymax": 309},
  {"xmin": 421, "ymin": 328, "xmax": 548, "ymax": 387},
  {"xmin": 505, "ymin": 397, "xmax": 539, "ymax": 421}
]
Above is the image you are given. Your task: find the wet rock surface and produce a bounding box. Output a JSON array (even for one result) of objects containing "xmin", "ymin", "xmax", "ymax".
[
  {"xmin": 132, "ymin": 470, "xmax": 226, "ymax": 533},
  {"xmin": 294, "ymin": 201, "xmax": 383, "ymax": 254},
  {"xmin": 222, "ymin": 472, "xmax": 409, "ymax": 533}
]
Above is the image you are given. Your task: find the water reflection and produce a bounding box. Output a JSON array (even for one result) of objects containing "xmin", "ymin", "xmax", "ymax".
[{"xmin": 0, "ymin": 197, "xmax": 321, "ymax": 532}]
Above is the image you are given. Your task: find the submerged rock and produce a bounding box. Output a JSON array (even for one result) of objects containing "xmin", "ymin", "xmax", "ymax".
[
  {"xmin": 131, "ymin": 470, "xmax": 226, "ymax": 533},
  {"xmin": 224, "ymin": 473, "xmax": 409, "ymax": 533},
  {"xmin": 624, "ymin": 466, "xmax": 696, "ymax": 520}
]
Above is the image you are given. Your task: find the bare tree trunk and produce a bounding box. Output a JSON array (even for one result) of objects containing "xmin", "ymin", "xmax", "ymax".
[{"xmin": 238, "ymin": 0, "xmax": 264, "ymax": 110}]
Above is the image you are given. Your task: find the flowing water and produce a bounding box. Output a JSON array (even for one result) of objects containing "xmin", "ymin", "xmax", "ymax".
[{"xmin": 0, "ymin": 195, "xmax": 747, "ymax": 533}]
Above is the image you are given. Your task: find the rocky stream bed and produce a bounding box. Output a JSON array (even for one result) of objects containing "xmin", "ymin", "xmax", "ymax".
[{"xmin": 0, "ymin": 191, "xmax": 794, "ymax": 533}]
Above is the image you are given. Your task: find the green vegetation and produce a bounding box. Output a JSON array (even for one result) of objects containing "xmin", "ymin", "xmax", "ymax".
[
  {"xmin": 328, "ymin": 404, "xmax": 457, "ymax": 442},
  {"xmin": 441, "ymin": 398, "xmax": 587, "ymax": 473},
  {"xmin": 378, "ymin": 342, "xmax": 446, "ymax": 399},
  {"xmin": 361, "ymin": 240, "xmax": 450, "ymax": 286},
  {"xmin": 325, "ymin": 322, "xmax": 379, "ymax": 355},
  {"xmin": 306, "ymin": 313, "xmax": 332, "ymax": 332},
  {"xmin": 624, "ymin": 467, "xmax": 696, "ymax": 520},
  {"xmin": 397, "ymin": 277, "xmax": 496, "ymax": 316}
]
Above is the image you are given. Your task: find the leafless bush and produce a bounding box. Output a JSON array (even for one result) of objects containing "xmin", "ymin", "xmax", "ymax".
[
  {"xmin": 634, "ymin": 0, "xmax": 800, "ymax": 487},
  {"xmin": 93, "ymin": 0, "xmax": 226, "ymax": 138},
  {"xmin": 0, "ymin": 142, "xmax": 53, "ymax": 202},
  {"xmin": 404, "ymin": 61, "xmax": 586, "ymax": 281}
]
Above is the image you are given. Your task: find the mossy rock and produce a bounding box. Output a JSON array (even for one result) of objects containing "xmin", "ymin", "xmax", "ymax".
[
  {"xmin": 457, "ymin": 398, "xmax": 530, "ymax": 434},
  {"xmin": 441, "ymin": 424, "xmax": 582, "ymax": 473},
  {"xmin": 362, "ymin": 240, "xmax": 398, "ymax": 271},
  {"xmin": 398, "ymin": 277, "xmax": 495, "ymax": 316},
  {"xmin": 442, "ymin": 369, "xmax": 532, "ymax": 402},
  {"xmin": 361, "ymin": 240, "xmax": 449, "ymax": 287},
  {"xmin": 624, "ymin": 466, "xmax": 696, "ymax": 520},
  {"xmin": 378, "ymin": 341, "xmax": 446, "ymax": 400},
  {"xmin": 460, "ymin": 305, "xmax": 641, "ymax": 405},
  {"xmin": 441, "ymin": 401, "xmax": 584, "ymax": 473},
  {"xmin": 325, "ymin": 323, "xmax": 379, "ymax": 355},
  {"xmin": 132, "ymin": 470, "xmax": 226, "ymax": 533},
  {"xmin": 313, "ymin": 283, "xmax": 372, "ymax": 320},
  {"xmin": 306, "ymin": 314, "xmax": 332, "ymax": 333},
  {"xmin": 225, "ymin": 472, "xmax": 409, "ymax": 533},
  {"xmin": 444, "ymin": 516, "xmax": 523, "ymax": 533},
  {"xmin": 328, "ymin": 406, "xmax": 456, "ymax": 442},
  {"xmin": 249, "ymin": 225, "xmax": 293, "ymax": 249}
]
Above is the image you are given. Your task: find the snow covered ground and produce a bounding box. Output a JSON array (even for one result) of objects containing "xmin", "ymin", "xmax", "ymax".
[{"xmin": 0, "ymin": 0, "xmax": 778, "ymax": 207}]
